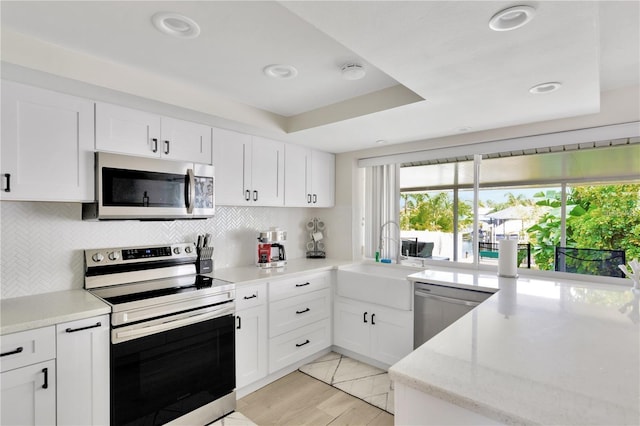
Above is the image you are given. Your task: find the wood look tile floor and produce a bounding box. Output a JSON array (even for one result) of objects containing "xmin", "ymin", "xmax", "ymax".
[{"xmin": 237, "ymin": 371, "xmax": 394, "ymax": 426}]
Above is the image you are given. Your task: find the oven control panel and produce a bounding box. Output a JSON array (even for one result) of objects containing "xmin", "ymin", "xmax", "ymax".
[{"xmin": 85, "ymin": 242, "xmax": 197, "ymax": 268}]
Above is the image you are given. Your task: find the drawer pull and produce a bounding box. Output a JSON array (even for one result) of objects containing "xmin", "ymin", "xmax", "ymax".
[
  {"xmin": 295, "ymin": 339, "xmax": 310, "ymax": 348},
  {"xmin": 236, "ymin": 316, "xmax": 242, "ymax": 330},
  {"xmin": 42, "ymin": 368, "xmax": 49, "ymax": 389},
  {"xmin": 0, "ymin": 346, "xmax": 23, "ymax": 357},
  {"xmin": 3, "ymin": 173, "xmax": 11, "ymax": 192},
  {"xmin": 296, "ymin": 308, "xmax": 310, "ymax": 314},
  {"xmin": 295, "ymin": 282, "xmax": 310, "ymax": 287},
  {"xmin": 66, "ymin": 322, "xmax": 102, "ymax": 333},
  {"xmin": 243, "ymin": 294, "xmax": 257, "ymax": 300}
]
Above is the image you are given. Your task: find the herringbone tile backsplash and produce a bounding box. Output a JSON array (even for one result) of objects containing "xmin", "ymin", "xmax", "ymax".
[{"xmin": 0, "ymin": 202, "xmax": 313, "ymax": 299}]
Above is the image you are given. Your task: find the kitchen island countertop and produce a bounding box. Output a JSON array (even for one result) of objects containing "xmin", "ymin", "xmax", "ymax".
[{"xmin": 390, "ymin": 268, "xmax": 640, "ymax": 425}]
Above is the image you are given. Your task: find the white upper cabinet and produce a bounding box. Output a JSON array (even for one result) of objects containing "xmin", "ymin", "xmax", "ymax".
[
  {"xmin": 284, "ymin": 145, "xmax": 334, "ymax": 208},
  {"xmin": 212, "ymin": 128, "xmax": 284, "ymax": 206},
  {"xmin": 95, "ymin": 102, "xmax": 212, "ymax": 164},
  {"xmin": 1, "ymin": 80, "xmax": 94, "ymax": 201}
]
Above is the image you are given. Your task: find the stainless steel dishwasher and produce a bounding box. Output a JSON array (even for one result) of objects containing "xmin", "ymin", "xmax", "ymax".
[{"xmin": 414, "ymin": 282, "xmax": 494, "ymax": 348}]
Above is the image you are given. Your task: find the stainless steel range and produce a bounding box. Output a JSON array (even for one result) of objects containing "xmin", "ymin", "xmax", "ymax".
[{"xmin": 85, "ymin": 242, "xmax": 236, "ymax": 426}]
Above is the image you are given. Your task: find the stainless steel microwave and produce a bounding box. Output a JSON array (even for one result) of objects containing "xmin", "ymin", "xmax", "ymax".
[{"xmin": 83, "ymin": 152, "xmax": 214, "ymax": 220}]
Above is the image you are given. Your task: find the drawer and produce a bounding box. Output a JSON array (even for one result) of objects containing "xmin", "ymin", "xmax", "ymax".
[
  {"xmin": 269, "ymin": 288, "xmax": 330, "ymax": 338},
  {"xmin": 236, "ymin": 282, "xmax": 267, "ymax": 311},
  {"xmin": 1, "ymin": 326, "xmax": 55, "ymax": 373},
  {"xmin": 269, "ymin": 272, "xmax": 330, "ymax": 301},
  {"xmin": 268, "ymin": 318, "xmax": 330, "ymax": 373}
]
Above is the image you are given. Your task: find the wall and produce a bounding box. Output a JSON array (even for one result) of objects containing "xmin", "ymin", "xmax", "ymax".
[
  {"xmin": 0, "ymin": 202, "xmax": 320, "ymax": 299},
  {"xmin": 332, "ymin": 85, "xmax": 640, "ymax": 263}
]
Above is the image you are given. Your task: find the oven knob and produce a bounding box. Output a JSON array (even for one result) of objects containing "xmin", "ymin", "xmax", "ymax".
[
  {"xmin": 185, "ymin": 246, "xmax": 193, "ymax": 254},
  {"xmin": 108, "ymin": 251, "xmax": 120, "ymax": 261},
  {"xmin": 173, "ymin": 247, "xmax": 182, "ymax": 255},
  {"xmin": 92, "ymin": 253, "xmax": 104, "ymax": 263}
]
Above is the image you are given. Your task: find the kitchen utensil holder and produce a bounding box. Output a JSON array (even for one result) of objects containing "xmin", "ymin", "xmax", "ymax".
[{"xmin": 197, "ymin": 246, "xmax": 214, "ymax": 274}]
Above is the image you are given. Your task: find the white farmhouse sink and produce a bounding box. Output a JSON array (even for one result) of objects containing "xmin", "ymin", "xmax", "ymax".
[{"xmin": 336, "ymin": 263, "xmax": 420, "ymax": 310}]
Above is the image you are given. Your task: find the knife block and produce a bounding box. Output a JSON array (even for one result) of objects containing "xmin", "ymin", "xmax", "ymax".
[{"xmin": 196, "ymin": 247, "xmax": 214, "ymax": 274}]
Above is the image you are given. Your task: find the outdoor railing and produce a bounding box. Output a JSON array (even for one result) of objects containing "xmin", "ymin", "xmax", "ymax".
[
  {"xmin": 554, "ymin": 247, "xmax": 626, "ymax": 278},
  {"xmin": 478, "ymin": 242, "xmax": 532, "ymax": 269}
]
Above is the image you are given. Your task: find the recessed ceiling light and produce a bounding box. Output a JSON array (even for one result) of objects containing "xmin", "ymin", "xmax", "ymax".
[
  {"xmin": 263, "ymin": 64, "xmax": 298, "ymax": 80},
  {"xmin": 375, "ymin": 139, "xmax": 387, "ymax": 144},
  {"xmin": 489, "ymin": 5, "xmax": 536, "ymax": 31},
  {"xmin": 341, "ymin": 64, "xmax": 366, "ymax": 81},
  {"xmin": 529, "ymin": 82, "xmax": 562, "ymax": 94},
  {"xmin": 458, "ymin": 126, "xmax": 472, "ymax": 132},
  {"xmin": 152, "ymin": 12, "xmax": 200, "ymax": 39}
]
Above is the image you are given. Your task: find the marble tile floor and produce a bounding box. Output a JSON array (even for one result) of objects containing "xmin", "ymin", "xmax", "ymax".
[{"xmin": 298, "ymin": 352, "xmax": 394, "ymax": 414}]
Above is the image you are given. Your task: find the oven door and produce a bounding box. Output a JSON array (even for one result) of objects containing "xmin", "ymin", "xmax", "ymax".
[{"xmin": 111, "ymin": 308, "xmax": 235, "ymax": 426}]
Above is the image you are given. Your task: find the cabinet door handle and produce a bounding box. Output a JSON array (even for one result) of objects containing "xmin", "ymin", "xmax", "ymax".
[
  {"xmin": 0, "ymin": 346, "xmax": 23, "ymax": 357},
  {"xmin": 307, "ymin": 194, "xmax": 312, "ymax": 204},
  {"xmin": 65, "ymin": 322, "xmax": 101, "ymax": 333},
  {"xmin": 313, "ymin": 194, "xmax": 317, "ymax": 204},
  {"xmin": 164, "ymin": 140, "xmax": 170, "ymax": 155},
  {"xmin": 151, "ymin": 138, "xmax": 158, "ymax": 153},
  {"xmin": 3, "ymin": 173, "xmax": 10, "ymax": 192},
  {"xmin": 296, "ymin": 308, "xmax": 310, "ymax": 314},
  {"xmin": 296, "ymin": 339, "xmax": 310, "ymax": 347},
  {"xmin": 253, "ymin": 190, "xmax": 258, "ymax": 201},
  {"xmin": 363, "ymin": 312, "xmax": 368, "ymax": 323},
  {"xmin": 371, "ymin": 313, "xmax": 376, "ymax": 325},
  {"xmin": 42, "ymin": 368, "xmax": 49, "ymax": 389},
  {"xmin": 236, "ymin": 316, "xmax": 242, "ymax": 330},
  {"xmin": 243, "ymin": 294, "xmax": 257, "ymax": 300},
  {"xmin": 295, "ymin": 282, "xmax": 310, "ymax": 287},
  {"xmin": 245, "ymin": 190, "xmax": 250, "ymax": 201}
]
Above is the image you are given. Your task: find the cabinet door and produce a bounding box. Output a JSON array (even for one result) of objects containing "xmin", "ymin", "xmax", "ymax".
[
  {"xmin": 251, "ymin": 136, "xmax": 284, "ymax": 206},
  {"xmin": 333, "ymin": 299, "xmax": 370, "ymax": 356},
  {"xmin": 284, "ymin": 143, "xmax": 311, "ymax": 207},
  {"xmin": 212, "ymin": 127, "xmax": 251, "ymax": 205},
  {"xmin": 95, "ymin": 102, "xmax": 161, "ymax": 158},
  {"xmin": 1, "ymin": 360, "xmax": 56, "ymax": 426},
  {"xmin": 161, "ymin": 117, "xmax": 212, "ymax": 164},
  {"xmin": 235, "ymin": 304, "xmax": 268, "ymax": 389},
  {"xmin": 310, "ymin": 150, "xmax": 335, "ymax": 207},
  {"xmin": 1, "ymin": 81, "xmax": 94, "ymax": 201},
  {"xmin": 369, "ymin": 306, "xmax": 413, "ymax": 365},
  {"xmin": 56, "ymin": 315, "xmax": 110, "ymax": 426}
]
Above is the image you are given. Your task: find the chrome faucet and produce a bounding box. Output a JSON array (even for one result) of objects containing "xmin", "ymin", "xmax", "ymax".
[{"xmin": 379, "ymin": 220, "xmax": 403, "ymax": 264}]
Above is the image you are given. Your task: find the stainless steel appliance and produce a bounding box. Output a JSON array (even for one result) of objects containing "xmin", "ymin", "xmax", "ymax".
[
  {"xmin": 414, "ymin": 282, "xmax": 494, "ymax": 348},
  {"xmin": 84, "ymin": 242, "xmax": 235, "ymax": 425},
  {"xmin": 83, "ymin": 152, "xmax": 215, "ymax": 220}
]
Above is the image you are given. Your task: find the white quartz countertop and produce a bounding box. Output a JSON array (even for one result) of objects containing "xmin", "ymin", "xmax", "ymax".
[
  {"xmin": 1, "ymin": 289, "xmax": 111, "ymax": 335},
  {"xmin": 213, "ymin": 257, "xmax": 350, "ymax": 285},
  {"xmin": 390, "ymin": 269, "xmax": 640, "ymax": 425}
]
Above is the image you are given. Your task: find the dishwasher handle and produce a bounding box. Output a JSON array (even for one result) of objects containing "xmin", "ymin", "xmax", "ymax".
[{"xmin": 415, "ymin": 289, "xmax": 481, "ymax": 308}]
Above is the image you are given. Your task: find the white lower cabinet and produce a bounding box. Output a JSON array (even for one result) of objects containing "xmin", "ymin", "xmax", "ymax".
[
  {"xmin": 268, "ymin": 272, "xmax": 332, "ymax": 373},
  {"xmin": 235, "ymin": 283, "xmax": 268, "ymax": 389},
  {"xmin": 334, "ymin": 297, "xmax": 413, "ymax": 366},
  {"xmin": 56, "ymin": 315, "xmax": 110, "ymax": 426},
  {"xmin": 1, "ymin": 326, "xmax": 56, "ymax": 426}
]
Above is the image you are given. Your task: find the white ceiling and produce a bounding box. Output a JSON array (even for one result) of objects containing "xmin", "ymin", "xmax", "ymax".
[{"xmin": 1, "ymin": 1, "xmax": 639, "ymax": 153}]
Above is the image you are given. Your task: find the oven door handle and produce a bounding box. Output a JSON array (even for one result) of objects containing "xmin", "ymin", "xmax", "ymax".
[{"xmin": 114, "ymin": 305, "xmax": 233, "ymax": 343}]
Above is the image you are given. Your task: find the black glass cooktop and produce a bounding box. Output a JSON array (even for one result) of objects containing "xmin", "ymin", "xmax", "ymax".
[{"xmin": 92, "ymin": 275, "xmax": 231, "ymax": 306}]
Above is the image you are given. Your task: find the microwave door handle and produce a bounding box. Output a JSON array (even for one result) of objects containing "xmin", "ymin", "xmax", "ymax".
[{"xmin": 187, "ymin": 168, "xmax": 195, "ymax": 213}]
